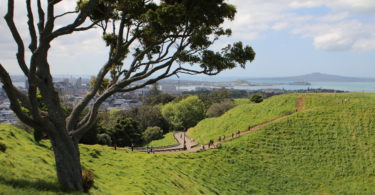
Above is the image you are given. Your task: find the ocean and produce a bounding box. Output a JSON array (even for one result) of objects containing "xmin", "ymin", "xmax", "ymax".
[{"xmin": 179, "ymin": 80, "xmax": 375, "ymax": 93}]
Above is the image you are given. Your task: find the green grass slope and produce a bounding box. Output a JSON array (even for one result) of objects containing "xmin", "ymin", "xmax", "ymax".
[
  {"xmin": 148, "ymin": 132, "xmax": 178, "ymax": 147},
  {"xmin": 1, "ymin": 93, "xmax": 375, "ymax": 194},
  {"xmin": 187, "ymin": 94, "xmax": 298, "ymax": 144},
  {"xmin": 0, "ymin": 124, "xmax": 58, "ymax": 194}
]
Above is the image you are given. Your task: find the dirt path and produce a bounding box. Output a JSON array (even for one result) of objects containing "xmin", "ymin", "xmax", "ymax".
[
  {"xmin": 146, "ymin": 97, "xmax": 305, "ymax": 154},
  {"xmin": 296, "ymin": 97, "xmax": 304, "ymax": 112},
  {"xmin": 156, "ymin": 115, "xmax": 291, "ymax": 154}
]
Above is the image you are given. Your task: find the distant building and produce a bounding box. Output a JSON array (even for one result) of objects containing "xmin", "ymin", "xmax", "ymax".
[
  {"xmin": 161, "ymin": 85, "xmax": 178, "ymax": 94},
  {"xmin": 75, "ymin": 77, "xmax": 82, "ymax": 88}
]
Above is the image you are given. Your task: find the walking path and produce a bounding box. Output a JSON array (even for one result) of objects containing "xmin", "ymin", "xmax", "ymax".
[{"xmin": 141, "ymin": 97, "xmax": 305, "ymax": 154}]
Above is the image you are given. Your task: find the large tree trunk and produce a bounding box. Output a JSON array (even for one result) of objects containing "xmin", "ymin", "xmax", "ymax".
[{"xmin": 50, "ymin": 128, "xmax": 83, "ymax": 191}]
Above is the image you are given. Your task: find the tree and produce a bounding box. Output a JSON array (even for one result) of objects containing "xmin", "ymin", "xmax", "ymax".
[
  {"xmin": 250, "ymin": 94, "xmax": 263, "ymax": 103},
  {"xmin": 144, "ymin": 93, "xmax": 175, "ymax": 105},
  {"xmin": 199, "ymin": 88, "xmax": 232, "ymax": 108},
  {"xmin": 0, "ymin": 0, "xmax": 255, "ymax": 191},
  {"xmin": 142, "ymin": 126, "xmax": 163, "ymax": 144},
  {"xmin": 116, "ymin": 105, "xmax": 170, "ymax": 133},
  {"xmin": 162, "ymin": 96, "xmax": 205, "ymax": 130},
  {"xmin": 112, "ymin": 117, "xmax": 142, "ymax": 147},
  {"xmin": 206, "ymin": 99, "xmax": 235, "ymax": 118}
]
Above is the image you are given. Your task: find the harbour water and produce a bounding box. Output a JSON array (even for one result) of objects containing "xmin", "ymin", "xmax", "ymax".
[{"xmin": 179, "ymin": 80, "xmax": 375, "ymax": 93}]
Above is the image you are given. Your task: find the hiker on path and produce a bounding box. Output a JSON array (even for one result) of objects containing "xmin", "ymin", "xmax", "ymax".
[{"xmin": 131, "ymin": 143, "xmax": 134, "ymax": 151}]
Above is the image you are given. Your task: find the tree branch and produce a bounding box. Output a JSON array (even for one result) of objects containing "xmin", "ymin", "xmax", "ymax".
[
  {"xmin": 54, "ymin": 10, "xmax": 79, "ymax": 19},
  {"xmin": 50, "ymin": 0, "xmax": 99, "ymax": 40},
  {"xmin": 37, "ymin": 0, "xmax": 45, "ymax": 34},
  {"xmin": 26, "ymin": 0, "xmax": 38, "ymax": 52},
  {"xmin": 4, "ymin": 0, "xmax": 29, "ymax": 76},
  {"xmin": 0, "ymin": 64, "xmax": 39, "ymax": 129}
]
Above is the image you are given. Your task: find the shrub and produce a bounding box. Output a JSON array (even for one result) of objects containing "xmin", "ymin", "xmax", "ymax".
[
  {"xmin": 250, "ymin": 94, "xmax": 263, "ymax": 103},
  {"xmin": 206, "ymin": 99, "xmax": 235, "ymax": 118},
  {"xmin": 97, "ymin": 133, "xmax": 112, "ymax": 146},
  {"xmin": 82, "ymin": 169, "xmax": 95, "ymax": 193},
  {"xmin": 142, "ymin": 126, "xmax": 163, "ymax": 144},
  {"xmin": 0, "ymin": 142, "xmax": 6, "ymax": 152}
]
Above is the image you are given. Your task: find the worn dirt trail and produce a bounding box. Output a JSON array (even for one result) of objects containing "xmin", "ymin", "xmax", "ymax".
[{"xmin": 145, "ymin": 97, "xmax": 305, "ymax": 154}]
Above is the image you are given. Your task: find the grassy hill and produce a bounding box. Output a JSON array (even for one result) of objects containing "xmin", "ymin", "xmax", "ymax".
[
  {"xmin": 187, "ymin": 94, "xmax": 299, "ymax": 144},
  {"xmin": 148, "ymin": 132, "xmax": 178, "ymax": 147},
  {"xmin": 0, "ymin": 93, "xmax": 375, "ymax": 194}
]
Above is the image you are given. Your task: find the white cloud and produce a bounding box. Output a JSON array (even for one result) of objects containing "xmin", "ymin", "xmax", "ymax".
[
  {"xmin": 2, "ymin": 0, "xmax": 375, "ymax": 75},
  {"xmin": 0, "ymin": 0, "xmax": 107, "ymax": 74},
  {"xmin": 290, "ymin": 0, "xmax": 375, "ymax": 13},
  {"xmin": 226, "ymin": 0, "xmax": 375, "ymax": 51}
]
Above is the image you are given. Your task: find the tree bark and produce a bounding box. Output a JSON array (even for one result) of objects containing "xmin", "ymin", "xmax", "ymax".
[{"xmin": 50, "ymin": 128, "xmax": 83, "ymax": 191}]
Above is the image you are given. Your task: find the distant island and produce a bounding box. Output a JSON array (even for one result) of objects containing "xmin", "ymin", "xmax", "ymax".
[{"xmin": 251, "ymin": 72, "xmax": 375, "ymax": 82}]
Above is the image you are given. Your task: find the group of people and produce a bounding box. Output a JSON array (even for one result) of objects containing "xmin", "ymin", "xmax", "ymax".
[
  {"xmin": 338, "ymin": 98, "xmax": 350, "ymax": 104},
  {"xmin": 146, "ymin": 146, "xmax": 154, "ymax": 154}
]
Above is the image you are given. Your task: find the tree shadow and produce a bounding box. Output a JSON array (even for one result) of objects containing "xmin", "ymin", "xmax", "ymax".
[{"xmin": 0, "ymin": 175, "xmax": 62, "ymax": 193}]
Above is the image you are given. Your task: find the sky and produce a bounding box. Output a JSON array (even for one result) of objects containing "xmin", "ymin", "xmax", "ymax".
[{"xmin": 1, "ymin": 0, "xmax": 375, "ymax": 78}]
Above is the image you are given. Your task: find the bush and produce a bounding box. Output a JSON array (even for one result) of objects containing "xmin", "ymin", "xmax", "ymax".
[
  {"xmin": 97, "ymin": 133, "xmax": 112, "ymax": 146},
  {"xmin": 142, "ymin": 126, "xmax": 163, "ymax": 144},
  {"xmin": 206, "ymin": 99, "xmax": 235, "ymax": 118},
  {"xmin": 0, "ymin": 142, "xmax": 6, "ymax": 152},
  {"xmin": 82, "ymin": 169, "xmax": 94, "ymax": 193},
  {"xmin": 250, "ymin": 94, "xmax": 263, "ymax": 103}
]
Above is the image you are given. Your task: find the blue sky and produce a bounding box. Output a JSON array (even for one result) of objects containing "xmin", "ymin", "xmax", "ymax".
[{"xmin": 1, "ymin": 0, "xmax": 375, "ymax": 78}]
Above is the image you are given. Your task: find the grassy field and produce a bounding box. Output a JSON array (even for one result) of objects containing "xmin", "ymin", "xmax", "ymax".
[
  {"xmin": 148, "ymin": 132, "xmax": 178, "ymax": 147},
  {"xmin": 233, "ymin": 98, "xmax": 251, "ymax": 105},
  {"xmin": 1, "ymin": 93, "xmax": 375, "ymax": 194},
  {"xmin": 187, "ymin": 94, "xmax": 299, "ymax": 144}
]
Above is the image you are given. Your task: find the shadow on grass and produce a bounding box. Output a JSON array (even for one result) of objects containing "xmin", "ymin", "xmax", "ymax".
[{"xmin": 0, "ymin": 175, "xmax": 62, "ymax": 193}]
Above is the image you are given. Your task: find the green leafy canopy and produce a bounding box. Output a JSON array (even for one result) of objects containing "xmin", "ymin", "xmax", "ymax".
[{"xmin": 78, "ymin": 0, "xmax": 255, "ymax": 77}]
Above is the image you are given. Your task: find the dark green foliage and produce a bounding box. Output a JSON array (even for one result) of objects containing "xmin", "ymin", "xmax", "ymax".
[
  {"xmin": 0, "ymin": 142, "xmax": 6, "ymax": 152},
  {"xmin": 82, "ymin": 169, "xmax": 94, "ymax": 193},
  {"xmin": 199, "ymin": 88, "xmax": 232, "ymax": 108},
  {"xmin": 79, "ymin": 0, "xmax": 255, "ymax": 76},
  {"xmin": 250, "ymin": 94, "xmax": 263, "ymax": 103},
  {"xmin": 230, "ymin": 90, "xmax": 248, "ymax": 98},
  {"xmin": 113, "ymin": 118, "xmax": 143, "ymax": 147},
  {"xmin": 144, "ymin": 93, "xmax": 175, "ymax": 106},
  {"xmin": 172, "ymin": 94, "xmax": 190, "ymax": 103},
  {"xmin": 120, "ymin": 105, "xmax": 170, "ymax": 133},
  {"xmin": 142, "ymin": 126, "xmax": 163, "ymax": 144},
  {"xmin": 206, "ymin": 99, "xmax": 235, "ymax": 118},
  {"xmin": 97, "ymin": 134, "xmax": 112, "ymax": 146},
  {"xmin": 80, "ymin": 124, "xmax": 99, "ymax": 145}
]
